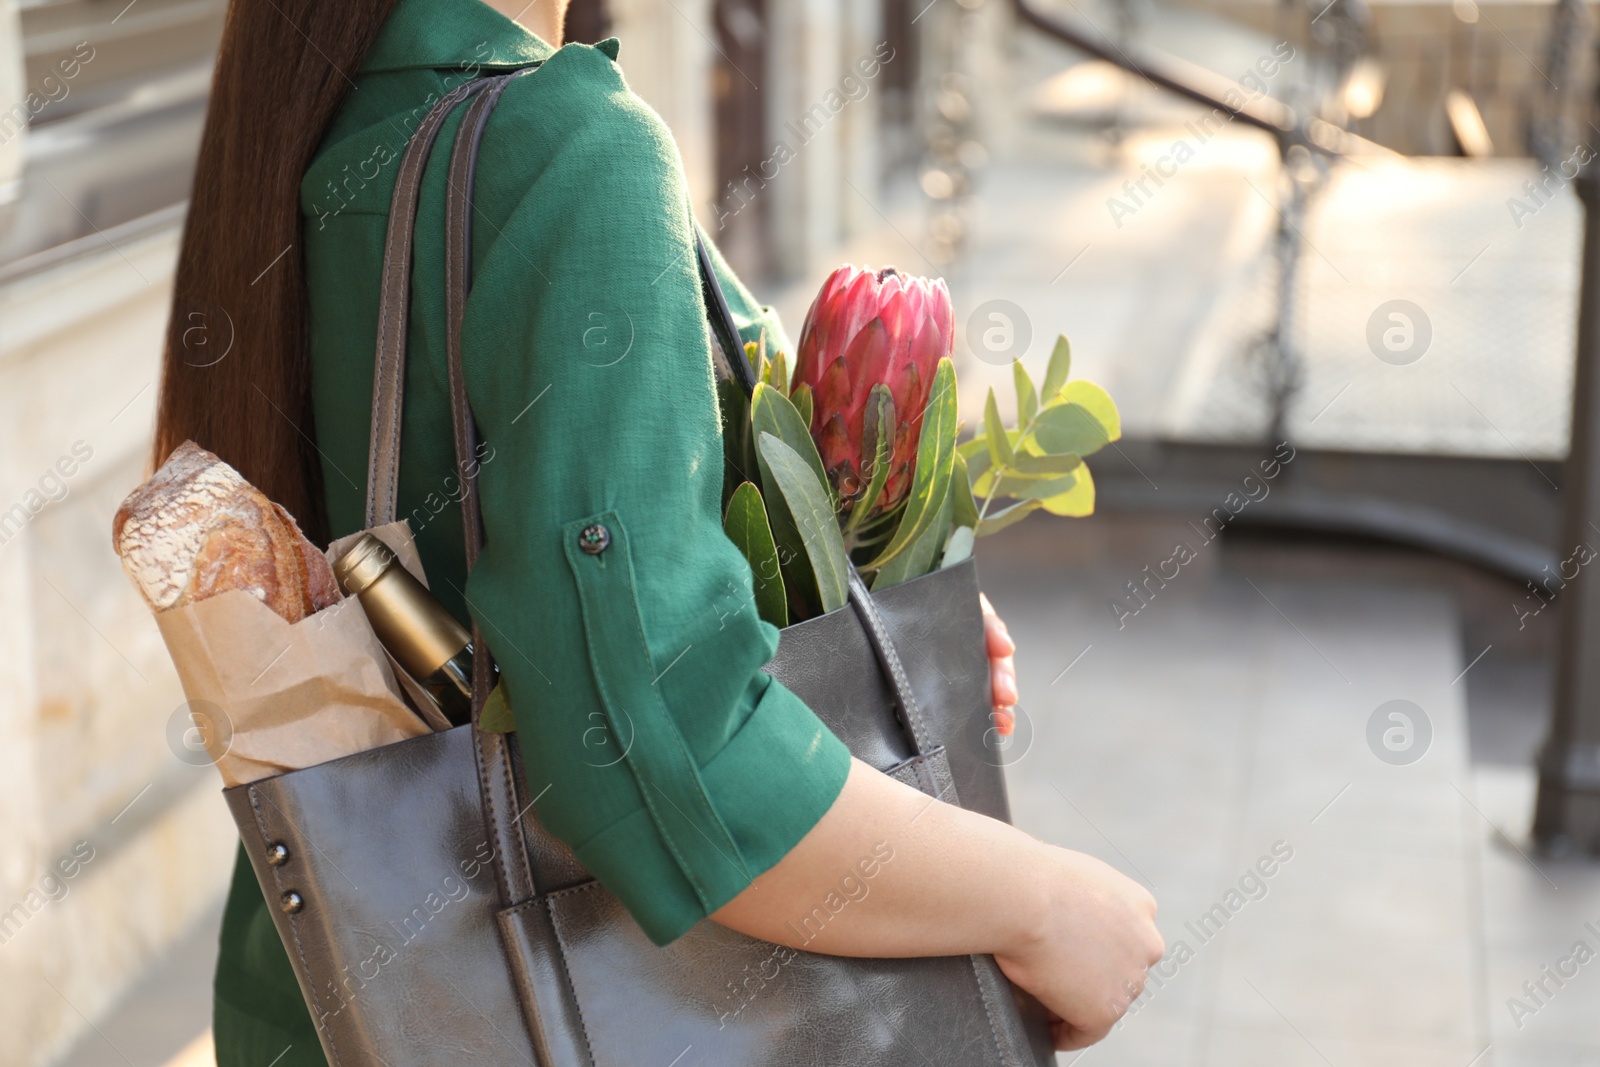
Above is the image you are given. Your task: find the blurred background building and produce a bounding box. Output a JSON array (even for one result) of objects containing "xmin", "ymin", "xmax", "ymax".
[{"xmin": 4, "ymin": 0, "xmax": 1600, "ymax": 1062}]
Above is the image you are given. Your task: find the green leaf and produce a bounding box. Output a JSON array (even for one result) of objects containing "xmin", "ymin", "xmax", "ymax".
[
  {"xmin": 975, "ymin": 498, "xmax": 1043, "ymax": 536},
  {"xmin": 752, "ymin": 382, "xmax": 835, "ymax": 508},
  {"xmin": 864, "ymin": 358, "xmax": 958, "ymax": 571},
  {"xmin": 957, "ymin": 437, "xmax": 988, "ymax": 462},
  {"xmin": 1058, "ymin": 380, "xmax": 1120, "ymax": 440},
  {"xmin": 479, "ymin": 680, "xmax": 516, "ymax": 733},
  {"xmin": 757, "ymin": 433, "xmax": 850, "ymax": 613},
  {"xmin": 872, "ymin": 484, "xmax": 952, "ymax": 591},
  {"xmin": 723, "ymin": 481, "xmax": 788, "ymax": 628},
  {"xmin": 752, "ymin": 442, "xmax": 817, "ymax": 611},
  {"xmin": 950, "ymin": 452, "xmax": 980, "ymax": 531},
  {"xmin": 963, "ymin": 445, "xmax": 992, "ymax": 486},
  {"xmin": 763, "ymin": 348, "xmax": 789, "ymax": 396},
  {"xmin": 1013, "ymin": 361, "xmax": 1038, "ymax": 425},
  {"xmin": 791, "ymin": 382, "xmax": 814, "ymax": 429},
  {"xmin": 941, "ymin": 525, "xmax": 975, "ymax": 568},
  {"xmin": 1041, "ymin": 334, "xmax": 1072, "ymax": 401},
  {"xmin": 1032, "ymin": 387, "xmax": 1120, "ymax": 457},
  {"xmin": 1007, "ymin": 467, "xmax": 1077, "ymax": 500},
  {"xmin": 716, "ymin": 377, "xmax": 758, "ymax": 504},
  {"xmin": 975, "ymin": 468, "xmax": 1068, "ymax": 498},
  {"xmin": 984, "ymin": 387, "xmax": 1014, "ymax": 468},
  {"xmin": 1038, "ymin": 464, "xmax": 1096, "ymax": 516},
  {"xmin": 845, "ymin": 385, "xmax": 895, "ymax": 534},
  {"xmin": 1012, "ymin": 452, "xmax": 1084, "ymax": 477}
]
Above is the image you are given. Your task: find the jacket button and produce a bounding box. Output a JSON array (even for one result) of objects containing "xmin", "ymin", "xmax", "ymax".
[
  {"xmin": 578, "ymin": 523, "xmax": 611, "ymax": 555},
  {"xmin": 281, "ymin": 891, "xmax": 304, "ymax": 914}
]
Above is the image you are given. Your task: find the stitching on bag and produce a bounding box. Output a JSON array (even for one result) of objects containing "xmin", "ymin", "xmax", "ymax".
[
  {"xmin": 493, "ymin": 733, "xmax": 537, "ymax": 898},
  {"xmin": 447, "ymin": 81, "xmax": 524, "ymax": 555},
  {"xmin": 850, "ymin": 575, "xmax": 934, "ymax": 752},
  {"xmin": 495, "ymin": 907, "xmax": 548, "ymax": 1057},
  {"xmin": 966, "ymin": 954, "xmax": 1012, "ymax": 1065},
  {"xmin": 382, "ymin": 158, "xmax": 415, "ymax": 515},
  {"xmin": 371, "ymin": 75, "xmax": 492, "ymax": 523},
  {"xmin": 882, "ymin": 622, "xmax": 931, "ymax": 747},
  {"xmin": 474, "ymin": 731, "xmax": 519, "ymax": 906},
  {"xmin": 886, "ymin": 749, "xmax": 940, "ymax": 799},
  {"xmin": 369, "ymin": 207, "xmax": 400, "ymax": 519},
  {"xmin": 443, "ymin": 95, "xmax": 469, "ymax": 411},
  {"xmin": 543, "ymin": 880, "xmax": 602, "ymax": 903},
  {"xmin": 372, "ymin": 167, "xmax": 415, "ymax": 521},
  {"xmin": 925, "ymin": 748, "xmax": 961, "ymax": 806},
  {"xmin": 880, "ymin": 617, "xmax": 932, "ymax": 748},
  {"xmin": 377, "ymin": 130, "xmax": 425, "ymax": 519},
  {"xmin": 247, "ymin": 788, "xmax": 344, "ymax": 1067},
  {"xmin": 369, "ymin": 126, "xmax": 414, "ymax": 519},
  {"xmin": 375, "ymin": 85, "xmax": 456, "ymax": 521},
  {"xmin": 544, "ymin": 894, "xmax": 600, "ymax": 1060},
  {"xmin": 443, "ymin": 88, "xmax": 486, "ymax": 515}
]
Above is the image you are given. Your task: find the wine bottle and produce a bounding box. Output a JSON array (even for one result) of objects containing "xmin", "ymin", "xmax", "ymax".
[{"xmin": 333, "ymin": 533, "xmax": 476, "ymax": 727}]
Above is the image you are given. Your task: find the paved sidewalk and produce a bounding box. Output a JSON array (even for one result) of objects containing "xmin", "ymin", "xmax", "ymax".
[{"xmin": 978, "ymin": 515, "xmax": 1600, "ymax": 1067}]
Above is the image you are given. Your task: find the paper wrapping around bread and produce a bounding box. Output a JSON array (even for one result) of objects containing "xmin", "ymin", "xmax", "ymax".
[{"xmin": 152, "ymin": 523, "xmax": 434, "ymax": 787}]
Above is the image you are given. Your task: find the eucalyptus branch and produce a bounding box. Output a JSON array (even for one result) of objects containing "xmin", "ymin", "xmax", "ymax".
[{"xmin": 976, "ymin": 404, "xmax": 1046, "ymax": 522}]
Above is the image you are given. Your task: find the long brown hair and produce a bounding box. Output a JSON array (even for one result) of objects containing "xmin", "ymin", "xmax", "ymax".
[{"xmin": 152, "ymin": 0, "xmax": 399, "ymax": 545}]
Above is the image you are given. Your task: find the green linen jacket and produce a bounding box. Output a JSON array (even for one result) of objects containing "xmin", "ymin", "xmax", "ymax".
[{"xmin": 212, "ymin": 1, "xmax": 852, "ymax": 1061}]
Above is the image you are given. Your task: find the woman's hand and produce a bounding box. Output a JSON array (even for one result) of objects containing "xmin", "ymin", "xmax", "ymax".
[
  {"xmin": 981, "ymin": 592, "xmax": 1018, "ymax": 736},
  {"xmin": 713, "ymin": 759, "xmax": 1164, "ymax": 1051},
  {"xmin": 993, "ymin": 848, "xmax": 1165, "ymax": 1049}
]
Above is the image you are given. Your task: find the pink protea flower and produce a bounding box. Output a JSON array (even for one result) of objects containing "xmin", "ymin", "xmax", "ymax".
[{"xmin": 792, "ymin": 265, "xmax": 954, "ymax": 516}]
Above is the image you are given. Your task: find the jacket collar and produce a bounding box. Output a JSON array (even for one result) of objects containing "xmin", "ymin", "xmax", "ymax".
[{"xmin": 361, "ymin": 0, "xmax": 556, "ymax": 73}]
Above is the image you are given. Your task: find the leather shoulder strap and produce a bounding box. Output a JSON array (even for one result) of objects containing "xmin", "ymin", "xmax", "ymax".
[
  {"xmin": 371, "ymin": 71, "xmax": 934, "ymax": 780},
  {"xmin": 698, "ymin": 229, "xmax": 760, "ymax": 396},
  {"xmin": 440, "ymin": 72, "xmax": 542, "ymax": 910},
  {"xmin": 444, "ymin": 72, "xmax": 533, "ymax": 571},
  {"xmin": 365, "ymin": 74, "xmax": 756, "ymax": 526},
  {"xmin": 365, "ymin": 76, "xmax": 498, "ymax": 528}
]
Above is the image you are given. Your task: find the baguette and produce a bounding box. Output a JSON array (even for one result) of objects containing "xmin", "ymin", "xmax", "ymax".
[{"xmin": 113, "ymin": 441, "xmax": 339, "ymax": 623}]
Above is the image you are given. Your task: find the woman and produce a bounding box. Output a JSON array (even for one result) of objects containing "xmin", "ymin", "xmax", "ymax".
[{"xmin": 152, "ymin": 0, "xmax": 1163, "ymax": 1061}]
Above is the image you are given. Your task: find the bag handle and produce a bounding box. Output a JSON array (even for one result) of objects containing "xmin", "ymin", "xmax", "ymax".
[
  {"xmin": 367, "ymin": 73, "xmax": 937, "ymax": 760},
  {"xmin": 695, "ymin": 244, "xmax": 936, "ymax": 755},
  {"xmin": 365, "ymin": 75, "xmax": 499, "ymax": 530},
  {"xmin": 365, "ymin": 77, "xmax": 751, "ymax": 530}
]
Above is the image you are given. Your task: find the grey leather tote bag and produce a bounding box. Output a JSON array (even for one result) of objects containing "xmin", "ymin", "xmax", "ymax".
[{"xmin": 224, "ymin": 69, "xmax": 1057, "ymax": 1066}]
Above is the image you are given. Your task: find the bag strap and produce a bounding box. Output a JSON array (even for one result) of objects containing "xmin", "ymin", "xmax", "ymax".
[
  {"xmin": 365, "ymin": 75, "xmax": 499, "ymax": 530},
  {"xmin": 699, "ymin": 232, "xmax": 759, "ymax": 396},
  {"xmin": 692, "ymin": 243, "xmax": 934, "ymax": 754},
  {"xmin": 367, "ymin": 71, "xmax": 935, "ymax": 769},
  {"xmin": 364, "ymin": 76, "xmax": 752, "ymax": 528},
  {"xmin": 440, "ymin": 72, "xmax": 543, "ymax": 909}
]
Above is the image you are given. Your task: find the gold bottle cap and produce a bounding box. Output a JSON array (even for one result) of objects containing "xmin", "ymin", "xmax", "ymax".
[
  {"xmin": 333, "ymin": 532, "xmax": 470, "ymax": 678},
  {"xmin": 333, "ymin": 533, "xmax": 397, "ymax": 597}
]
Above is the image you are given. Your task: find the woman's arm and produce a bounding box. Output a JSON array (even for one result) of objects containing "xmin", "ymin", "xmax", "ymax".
[{"xmin": 713, "ymin": 758, "xmax": 1165, "ymax": 1050}]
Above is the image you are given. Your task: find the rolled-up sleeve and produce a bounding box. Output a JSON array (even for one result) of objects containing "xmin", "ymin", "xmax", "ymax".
[{"xmin": 456, "ymin": 45, "xmax": 850, "ymax": 945}]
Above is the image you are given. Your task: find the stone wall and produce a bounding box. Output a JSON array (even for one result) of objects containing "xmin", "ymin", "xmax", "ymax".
[{"xmin": 0, "ymin": 226, "xmax": 237, "ymax": 1065}]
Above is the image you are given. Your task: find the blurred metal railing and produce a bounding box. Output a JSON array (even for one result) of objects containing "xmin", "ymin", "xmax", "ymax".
[
  {"xmin": 1009, "ymin": 0, "xmax": 1396, "ymax": 442},
  {"xmin": 1012, "ymin": 0, "xmax": 1600, "ymax": 855},
  {"xmin": 1536, "ymin": 51, "xmax": 1600, "ymax": 856}
]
